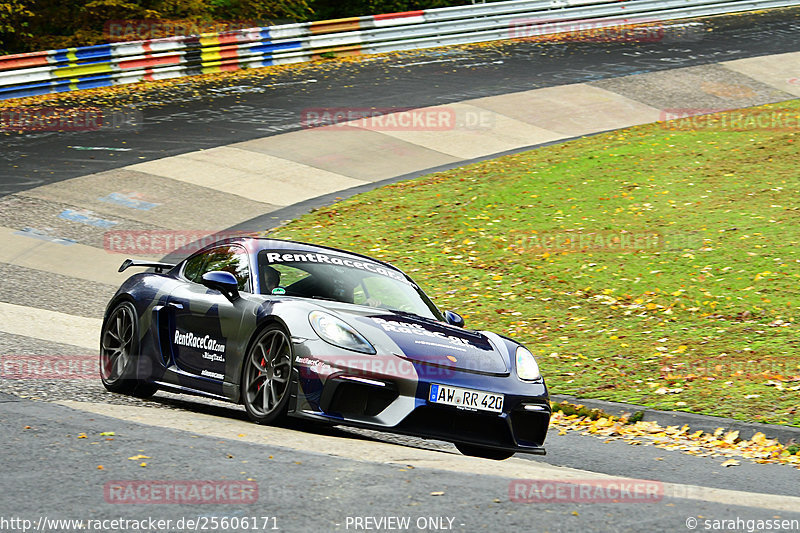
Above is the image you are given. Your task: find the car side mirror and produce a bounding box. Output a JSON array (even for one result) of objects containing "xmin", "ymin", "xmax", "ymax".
[
  {"xmin": 444, "ymin": 310, "xmax": 464, "ymax": 328},
  {"xmin": 201, "ymin": 271, "xmax": 240, "ymax": 302}
]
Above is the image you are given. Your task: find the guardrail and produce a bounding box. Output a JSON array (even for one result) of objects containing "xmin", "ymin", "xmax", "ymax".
[{"xmin": 0, "ymin": 0, "xmax": 797, "ymax": 101}]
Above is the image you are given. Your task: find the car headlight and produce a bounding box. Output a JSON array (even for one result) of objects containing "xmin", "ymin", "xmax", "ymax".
[
  {"xmin": 515, "ymin": 346, "xmax": 541, "ymax": 381},
  {"xmin": 309, "ymin": 311, "xmax": 376, "ymax": 354}
]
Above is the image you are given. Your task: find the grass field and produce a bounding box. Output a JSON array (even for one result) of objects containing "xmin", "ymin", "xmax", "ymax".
[{"xmin": 271, "ymin": 101, "xmax": 800, "ymax": 426}]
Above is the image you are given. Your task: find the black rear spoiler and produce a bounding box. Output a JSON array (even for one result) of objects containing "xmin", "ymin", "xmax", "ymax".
[{"xmin": 118, "ymin": 259, "xmax": 176, "ymax": 273}]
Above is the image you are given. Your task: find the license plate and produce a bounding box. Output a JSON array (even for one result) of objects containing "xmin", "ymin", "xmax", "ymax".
[{"xmin": 428, "ymin": 384, "xmax": 504, "ymax": 413}]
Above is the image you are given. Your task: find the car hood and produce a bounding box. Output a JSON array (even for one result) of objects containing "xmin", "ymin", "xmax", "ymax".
[{"xmin": 341, "ymin": 309, "xmax": 510, "ymax": 376}]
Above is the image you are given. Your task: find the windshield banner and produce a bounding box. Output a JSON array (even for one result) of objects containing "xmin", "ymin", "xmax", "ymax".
[{"xmin": 262, "ymin": 251, "xmax": 410, "ymax": 285}]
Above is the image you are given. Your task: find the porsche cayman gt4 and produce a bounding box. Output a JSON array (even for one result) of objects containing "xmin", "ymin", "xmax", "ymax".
[{"xmin": 100, "ymin": 238, "xmax": 550, "ymax": 459}]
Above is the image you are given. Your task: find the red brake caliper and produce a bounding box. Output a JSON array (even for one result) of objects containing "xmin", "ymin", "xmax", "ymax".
[{"xmin": 257, "ymin": 352, "xmax": 267, "ymax": 391}]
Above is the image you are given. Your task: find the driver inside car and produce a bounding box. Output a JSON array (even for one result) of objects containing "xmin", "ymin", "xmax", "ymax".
[{"xmin": 262, "ymin": 266, "xmax": 282, "ymax": 294}]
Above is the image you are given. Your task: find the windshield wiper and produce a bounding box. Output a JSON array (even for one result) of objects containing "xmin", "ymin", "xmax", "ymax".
[
  {"xmin": 311, "ymin": 295, "xmax": 340, "ymax": 302},
  {"xmin": 385, "ymin": 308, "xmax": 439, "ymax": 322}
]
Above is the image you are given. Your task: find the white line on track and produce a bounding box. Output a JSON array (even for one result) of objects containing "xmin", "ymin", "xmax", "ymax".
[
  {"xmin": 389, "ymin": 58, "xmax": 466, "ymax": 67},
  {"xmin": 460, "ymin": 61, "xmax": 505, "ymax": 68},
  {"xmin": 68, "ymin": 146, "xmax": 132, "ymax": 151}
]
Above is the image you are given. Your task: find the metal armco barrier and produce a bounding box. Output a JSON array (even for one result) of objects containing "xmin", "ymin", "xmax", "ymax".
[{"xmin": 0, "ymin": 0, "xmax": 798, "ymax": 100}]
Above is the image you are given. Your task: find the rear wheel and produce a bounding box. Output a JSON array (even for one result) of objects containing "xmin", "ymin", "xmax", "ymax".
[
  {"xmin": 455, "ymin": 442, "xmax": 515, "ymax": 461},
  {"xmin": 99, "ymin": 301, "xmax": 158, "ymax": 398},
  {"xmin": 241, "ymin": 325, "xmax": 293, "ymax": 424}
]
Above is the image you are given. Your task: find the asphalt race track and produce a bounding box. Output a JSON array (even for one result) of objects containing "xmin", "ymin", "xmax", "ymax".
[
  {"xmin": 1, "ymin": 11, "xmax": 800, "ymax": 533},
  {"xmin": 3, "ymin": 392, "xmax": 800, "ymax": 533},
  {"xmin": 2, "ymin": 15, "xmax": 800, "ymax": 195}
]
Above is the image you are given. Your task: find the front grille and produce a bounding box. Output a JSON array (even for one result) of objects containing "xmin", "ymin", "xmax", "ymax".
[
  {"xmin": 396, "ymin": 406, "xmax": 515, "ymax": 447},
  {"xmin": 321, "ymin": 380, "xmax": 398, "ymax": 418},
  {"xmin": 510, "ymin": 408, "xmax": 551, "ymax": 446}
]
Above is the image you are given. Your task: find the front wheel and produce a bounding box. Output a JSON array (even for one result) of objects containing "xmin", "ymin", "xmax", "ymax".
[
  {"xmin": 241, "ymin": 325, "xmax": 293, "ymax": 424},
  {"xmin": 455, "ymin": 442, "xmax": 515, "ymax": 461},
  {"xmin": 99, "ymin": 301, "xmax": 158, "ymax": 398}
]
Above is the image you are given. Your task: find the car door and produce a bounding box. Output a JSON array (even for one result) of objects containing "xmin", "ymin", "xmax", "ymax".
[{"xmin": 165, "ymin": 244, "xmax": 252, "ymax": 392}]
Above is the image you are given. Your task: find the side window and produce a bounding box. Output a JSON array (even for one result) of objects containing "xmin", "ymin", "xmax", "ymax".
[
  {"xmin": 182, "ymin": 246, "xmax": 252, "ymax": 293},
  {"xmin": 183, "ymin": 253, "xmax": 206, "ymax": 283}
]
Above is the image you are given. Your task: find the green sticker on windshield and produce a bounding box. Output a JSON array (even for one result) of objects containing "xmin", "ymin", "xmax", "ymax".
[{"xmin": 271, "ymin": 287, "xmax": 286, "ymax": 295}]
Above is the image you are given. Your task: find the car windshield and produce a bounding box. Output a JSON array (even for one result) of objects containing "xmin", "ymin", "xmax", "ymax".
[{"xmin": 257, "ymin": 250, "xmax": 442, "ymax": 320}]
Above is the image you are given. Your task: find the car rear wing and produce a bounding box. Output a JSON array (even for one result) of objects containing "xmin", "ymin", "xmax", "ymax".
[{"xmin": 118, "ymin": 259, "xmax": 176, "ymax": 273}]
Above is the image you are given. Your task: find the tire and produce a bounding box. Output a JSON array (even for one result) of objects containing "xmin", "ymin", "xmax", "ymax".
[
  {"xmin": 99, "ymin": 301, "xmax": 158, "ymax": 398},
  {"xmin": 241, "ymin": 325, "xmax": 293, "ymax": 424},
  {"xmin": 455, "ymin": 442, "xmax": 515, "ymax": 461}
]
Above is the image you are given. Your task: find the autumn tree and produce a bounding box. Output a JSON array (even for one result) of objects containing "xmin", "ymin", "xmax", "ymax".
[
  {"xmin": 0, "ymin": 0, "xmax": 313, "ymax": 53},
  {"xmin": 0, "ymin": 0, "xmax": 35, "ymax": 54}
]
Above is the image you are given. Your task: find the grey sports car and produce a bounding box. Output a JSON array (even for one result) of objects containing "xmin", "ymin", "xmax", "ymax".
[{"xmin": 100, "ymin": 237, "xmax": 551, "ymax": 460}]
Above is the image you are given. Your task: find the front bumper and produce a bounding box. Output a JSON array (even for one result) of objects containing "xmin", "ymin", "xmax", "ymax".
[{"xmin": 289, "ymin": 343, "xmax": 550, "ymax": 454}]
